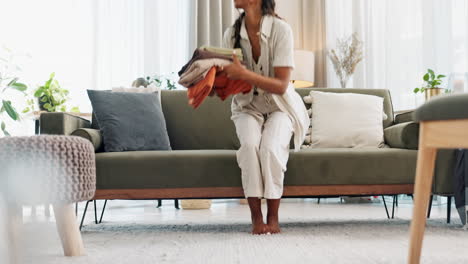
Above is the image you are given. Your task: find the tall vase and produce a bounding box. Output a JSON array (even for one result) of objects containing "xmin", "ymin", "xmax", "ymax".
[{"xmin": 340, "ymin": 76, "xmax": 349, "ymax": 88}]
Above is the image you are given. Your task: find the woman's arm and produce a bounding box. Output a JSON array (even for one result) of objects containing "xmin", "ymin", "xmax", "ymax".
[{"xmin": 222, "ymin": 54, "xmax": 291, "ymax": 95}]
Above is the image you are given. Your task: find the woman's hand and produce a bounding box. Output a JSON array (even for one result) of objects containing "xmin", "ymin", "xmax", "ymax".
[
  {"xmin": 221, "ymin": 53, "xmax": 247, "ymax": 80},
  {"xmin": 217, "ymin": 51, "xmax": 291, "ymax": 95}
]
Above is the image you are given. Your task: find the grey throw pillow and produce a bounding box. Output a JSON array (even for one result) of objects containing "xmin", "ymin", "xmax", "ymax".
[{"xmin": 87, "ymin": 90, "xmax": 171, "ymax": 152}]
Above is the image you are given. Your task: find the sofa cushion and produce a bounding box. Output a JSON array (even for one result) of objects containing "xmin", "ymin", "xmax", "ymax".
[
  {"xmin": 286, "ymin": 148, "xmax": 417, "ymax": 186},
  {"xmin": 384, "ymin": 122, "xmax": 419, "ymax": 150},
  {"xmin": 87, "ymin": 90, "xmax": 171, "ymax": 152},
  {"xmin": 95, "ymin": 148, "xmax": 417, "ymax": 190},
  {"xmin": 306, "ymin": 91, "xmax": 385, "ymax": 148},
  {"xmin": 95, "ymin": 150, "xmax": 242, "ymax": 189},
  {"xmin": 295, "ymin": 88, "xmax": 394, "ymax": 129},
  {"xmin": 112, "ymin": 85, "xmax": 161, "ymax": 107},
  {"xmin": 161, "ymin": 90, "xmax": 240, "ymax": 150},
  {"xmin": 395, "ymin": 111, "xmax": 415, "ymax": 124}
]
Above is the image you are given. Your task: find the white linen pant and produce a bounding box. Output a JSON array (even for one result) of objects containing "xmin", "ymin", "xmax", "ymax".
[{"xmin": 232, "ymin": 111, "xmax": 293, "ymax": 199}]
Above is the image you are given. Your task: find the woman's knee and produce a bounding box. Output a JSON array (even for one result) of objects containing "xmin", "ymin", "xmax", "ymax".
[
  {"xmin": 240, "ymin": 141, "xmax": 260, "ymax": 153},
  {"xmin": 258, "ymin": 143, "xmax": 277, "ymax": 161},
  {"xmin": 258, "ymin": 142, "xmax": 289, "ymax": 168}
]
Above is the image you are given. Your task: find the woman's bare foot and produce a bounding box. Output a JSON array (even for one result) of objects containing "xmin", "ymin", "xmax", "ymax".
[
  {"xmin": 266, "ymin": 199, "xmax": 281, "ymax": 234},
  {"xmin": 251, "ymin": 216, "xmax": 269, "ymax": 235},
  {"xmin": 266, "ymin": 214, "xmax": 281, "ymax": 234},
  {"xmin": 247, "ymin": 198, "xmax": 269, "ymax": 235}
]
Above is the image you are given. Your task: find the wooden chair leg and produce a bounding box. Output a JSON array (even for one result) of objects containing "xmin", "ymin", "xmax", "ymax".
[
  {"xmin": 53, "ymin": 204, "xmax": 85, "ymax": 257},
  {"xmin": 408, "ymin": 145, "xmax": 437, "ymax": 264},
  {"xmin": 7, "ymin": 204, "xmax": 22, "ymax": 264}
]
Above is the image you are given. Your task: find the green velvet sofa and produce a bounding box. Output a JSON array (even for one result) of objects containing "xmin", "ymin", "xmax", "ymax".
[{"xmin": 39, "ymin": 88, "xmax": 456, "ymax": 200}]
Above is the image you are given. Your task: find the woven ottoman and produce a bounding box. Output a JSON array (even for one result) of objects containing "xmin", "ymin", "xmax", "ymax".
[{"xmin": 0, "ymin": 135, "xmax": 96, "ymax": 257}]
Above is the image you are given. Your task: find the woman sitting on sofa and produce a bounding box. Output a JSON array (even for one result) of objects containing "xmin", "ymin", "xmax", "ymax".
[{"xmin": 220, "ymin": 0, "xmax": 309, "ymax": 234}]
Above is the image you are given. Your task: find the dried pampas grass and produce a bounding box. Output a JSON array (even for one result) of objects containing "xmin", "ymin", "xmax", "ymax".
[{"xmin": 328, "ymin": 33, "xmax": 364, "ymax": 88}]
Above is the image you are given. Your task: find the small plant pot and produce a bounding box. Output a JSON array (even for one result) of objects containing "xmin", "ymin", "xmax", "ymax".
[{"xmin": 424, "ymin": 88, "xmax": 444, "ymax": 101}]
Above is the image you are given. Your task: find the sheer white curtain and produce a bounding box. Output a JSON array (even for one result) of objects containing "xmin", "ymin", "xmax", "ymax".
[
  {"xmin": 1, "ymin": 0, "xmax": 95, "ymax": 135},
  {"xmin": 1, "ymin": 0, "xmax": 191, "ymax": 135},
  {"xmin": 188, "ymin": 0, "xmax": 237, "ymax": 51},
  {"xmin": 326, "ymin": 0, "xmax": 468, "ymax": 110},
  {"xmin": 93, "ymin": 0, "xmax": 190, "ymax": 92}
]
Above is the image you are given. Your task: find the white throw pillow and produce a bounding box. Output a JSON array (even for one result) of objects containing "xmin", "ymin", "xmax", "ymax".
[
  {"xmin": 112, "ymin": 84, "xmax": 161, "ymax": 106},
  {"xmin": 308, "ymin": 91, "xmax": 385, "ymax": 148},
  {"xmin": 303, "ymin": 95, "xmax": 388, "ymax": 121}
]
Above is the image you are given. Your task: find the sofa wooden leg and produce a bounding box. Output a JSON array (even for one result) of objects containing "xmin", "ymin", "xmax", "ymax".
[
  {"xmin": 53, "ymin": 204, "xmax": 85, "ymax": 256},
  {"xmin": 408, "ymin": 145, "xmax": 437, "ymax": 264}
]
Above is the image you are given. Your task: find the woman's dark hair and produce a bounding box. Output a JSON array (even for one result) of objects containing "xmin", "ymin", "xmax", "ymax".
[{"xmin": 233, "ymin": 0, "xmax": 280, "ymax": 48}]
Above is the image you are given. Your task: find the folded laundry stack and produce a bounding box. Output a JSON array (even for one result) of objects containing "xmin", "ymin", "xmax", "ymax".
[{"xmin": 178, "ymin": 46, "xmax": 252, "ymax": 109}]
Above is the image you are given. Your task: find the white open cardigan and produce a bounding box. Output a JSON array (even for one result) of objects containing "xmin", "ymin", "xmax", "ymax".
[{"xmin": 222, "ymin": 15, "xmax": 310, "ymax": 152}]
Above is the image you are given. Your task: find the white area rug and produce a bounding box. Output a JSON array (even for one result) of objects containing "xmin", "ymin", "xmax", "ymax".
[{"xmin": 14, "ymin": 200, "xmax": 468, "ymax": 263}]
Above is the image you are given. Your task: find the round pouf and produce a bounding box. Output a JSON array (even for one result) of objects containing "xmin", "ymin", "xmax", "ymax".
[{"xmin": 0, "ymin": 135, "xmax": 96, "ymax": 257}]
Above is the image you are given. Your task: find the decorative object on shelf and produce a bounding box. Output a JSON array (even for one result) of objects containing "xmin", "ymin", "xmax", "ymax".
[
  {"xmin": 291, "ymin": 50, "xmax": 315, "ymax": 88},
  {"xmin": 447, "ymin": 72, "xmax": 468, "ymax": 94},
  {"xmin": 34, "ymin": 72, "xmax": 79, "ymax": 113},
  {"xmin": 132, "ymin": 77, "xmax": 149, "ymax": 88},
  {"xmin": 328, "ymin": 32, "xmax": 364, "ymax": 88},
  {"xmin": 413, "ymin": 69, "xmax": 448, "ymax": 101},
  {"xmin": 0, "ymin": 47, "xmax": 29, "ymax": 136},
  {"xmin": 144, "ymin": 73, "xmax": 178, "ymax": 90}
]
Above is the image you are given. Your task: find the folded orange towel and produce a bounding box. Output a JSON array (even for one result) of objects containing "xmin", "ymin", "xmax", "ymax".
[
  {"xmin": 213, "ymin": 75, "xmax": 252, "ymax": 101},
  {"xmin": 188, "ymin": 67, "xmax": 217, "ymax": 109},
  {"xmin": 188, "ymin": 67, "xmax": 252, "ymax": 109}
]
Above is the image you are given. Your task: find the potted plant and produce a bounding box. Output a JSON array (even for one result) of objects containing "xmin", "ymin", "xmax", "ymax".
[
  {"xmin": 145, "ymin": 73, "xmax": 177, "ymax": 90},
  {"xmin": 0, "ymin": 48, "xmax": 29, "ymax": 136},
  {"xmin": 414, "ymin": 69, "xmax": 447, "ymax": 101},
  {"xmin": 34, "ymin": 72, "xmax": 79, "ymax": 113}
]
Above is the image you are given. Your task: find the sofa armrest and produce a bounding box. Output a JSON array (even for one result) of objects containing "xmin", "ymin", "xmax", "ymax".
[
  {"xmin": 40, "ymin": 113, "xmax": 91, "ymax": 135},
  {"xmin": 395, "ymin": 111, "xmax": 415, "ymax": 124},
  {"xmin": 384, "ymin": 122, "xmax": 420, "ymax": 150},
  {"xmin": 71, "ymin": 128, "xmax": 103, "ymax": 152}
]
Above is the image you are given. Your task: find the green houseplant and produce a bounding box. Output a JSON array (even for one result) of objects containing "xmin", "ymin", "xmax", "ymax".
[
  {"xmin": 0, "ymin": 48, "xmax": 29, "ymax": 136},
  {"xmin": 34, "ymin": 72, "xmax": 79, "ymax": 113},
  {"xmin": 414, "ymin": 69, "xmax": 447, "ymax": 101}
]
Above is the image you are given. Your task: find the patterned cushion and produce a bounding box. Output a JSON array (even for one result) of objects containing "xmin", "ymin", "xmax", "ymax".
[{"xmin": 0, "ymin": 135, "xmax": 96, "ymax": 204}]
